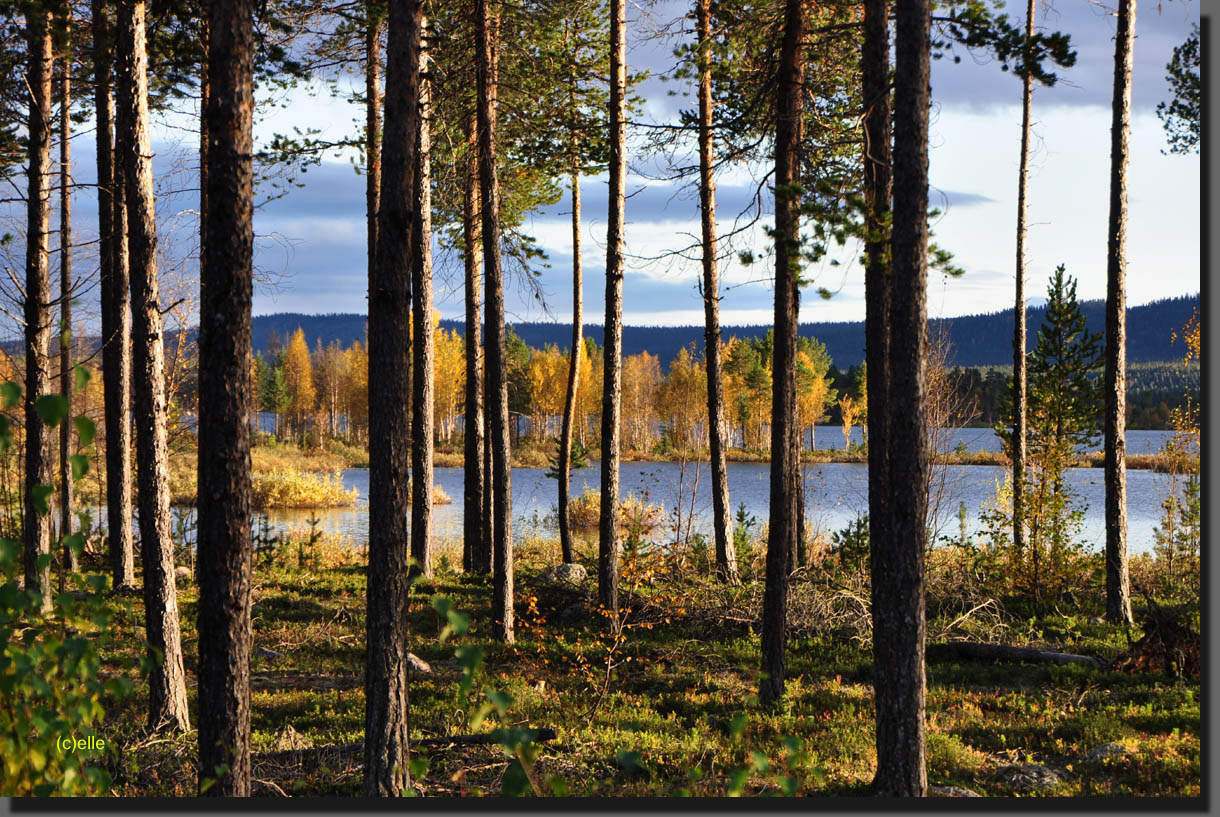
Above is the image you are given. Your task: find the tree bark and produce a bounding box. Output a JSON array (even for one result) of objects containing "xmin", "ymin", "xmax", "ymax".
[
  {"xmin": 92, "ymin": 0, "xmax": 135, "ymax": 590},
  {"xmin": 1104, "ymin": 0, "xmax": 1136, "ymax": 627},
  {"xmin": 57, "ymin": 22, "xmax": 77, "ymax": 579},
  {"xmin": 599, "ymin": 0, "xmax": 626, "ymax": 617},
  {"xmin": 759, "ymin": 0, "xmax": 803, "ymax": 707},
  {"xmin": 477, "ymin": 0, "xmax": 513, "ymax": 643},
  {"xmin": 23, "ymin": 7, "xmax": 54, "ymax": 612},
  {"xmin": 1011, "ymin": 0, "xmax": 1035, "ymax": 567},
  {"xmin": 116, "ymin": 0, "xmax": 191, "ymax": 734},
  {"xmin": 558, "ymin": 170, "xmax": 582, "ymax": 565},
  {"xmin": 364, "ymin": 0, "xmax": 419, "ymax": 796},
  {"xmin": 196, "ymin": 0, "xmax": 255, "ymax": 796},
  {"xmin": 461, "ymin": 113, "xmax": 487, "ymax": 575},
  {"xmin": 410, "ymin": 28, "xmax": 434, "ymax": 579},
  {"xmin": 697, "ymin": 0, "xmax": 737, "ymax": 585},
  {"xmin": 873, "ymin": 0, "xmax": 931, "ymax": 795}
]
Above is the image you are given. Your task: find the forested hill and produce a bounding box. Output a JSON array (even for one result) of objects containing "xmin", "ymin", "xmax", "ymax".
[{"xmin": 252, "ymin": 294, "xmax": 1198, "ymax": 368}]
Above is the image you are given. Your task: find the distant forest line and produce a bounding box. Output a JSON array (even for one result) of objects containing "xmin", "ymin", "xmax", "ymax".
[{"xmin": 250, "ymin": 293, "xmax": 1199, "ymax": 370}]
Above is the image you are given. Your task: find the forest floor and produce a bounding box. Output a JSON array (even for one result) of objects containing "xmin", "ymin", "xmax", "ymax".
[{"xmin": 92, "ymin": 534, "xmax": 1200, "ymax": 798}]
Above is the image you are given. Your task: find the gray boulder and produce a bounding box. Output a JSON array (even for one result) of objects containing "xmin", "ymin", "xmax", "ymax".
[
  {"xmin": 174, "ymin": 565, "xmax": 192, "ymax": 583},
  {"xmin": 256, "ymin": 646, "xmax": 285, "ymax": 660},
  {"xmin": 539, "ymin": 563, "xmax": 587, "ymax": 586},
  {"xmin": 997, "ymin": 763, "xmax": 1061, "ymax": 792},
  {"xmin": 930, "ymin": 785, "xmax": 982, "ymax": 797}
]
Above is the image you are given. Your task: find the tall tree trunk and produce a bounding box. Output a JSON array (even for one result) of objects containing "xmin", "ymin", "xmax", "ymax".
[
  {"xmin": 364, "ymin": 0, "xmax": 419, "ymax": 795},
  {"xmin": 57, "ymin": 24, "xmax": 77, "ymax": 579},
  {"xmin": 462, "ymin": 113, "xmax": 487, "ymax": 575},
  {"xmin": 477, "ymin": 0, "xmax": 513, "ymax": 642},
  {"xmin": 558, "ymin": 170, "xmax": 582, "ymax": 565},
  {"xmin": 697, "ymin": 0, "xmax": 737, "ymax": 585},
  {"xmin": 23, "ymin": 8, "xmax": 54, "ymax": 612},
  {"xmin": 1011, "ymin": 0, "xmax": 1035, "ymax": 566},
  {"xmin": 366, "ymin": 5, "xmax": 381, "ymax": 321},
  {"xmin": 599, "ymin": 0, "xmax": 626, "ymax": 616},
  {"xmin": 873, "ymin": 0, "xmax": 931, "ymax": 795},
  {"xmin": 410, "ymin": 29, "xmax": 434, "ymax": 579},
  {"xmin": 196, "ymin": 0, "xmax": 255, "ymax": 796},
  {"xmin": 759, "ymin": 0, "xmax": 803, "ymax": 706},
  {"xmin": 199, "ymin": 13, "xmax": 209, "ymax": 314},
  {"xmin": 862, "ymin": 0, "xmax": 899, "ymax": 793},
  {"xmin": 92, "ymin": 0, "xmax": 135, "ymax": 590},
  {"xmin": 116, "ymin": 0, "xmax": 191, "ymax": 733},
  {"xmin": 1104, "ymin": 0, "xmax": 1136, "ymax": 626}
]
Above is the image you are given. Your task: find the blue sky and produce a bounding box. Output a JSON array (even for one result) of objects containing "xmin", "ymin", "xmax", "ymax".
[{"xmin": 0, "ymin": 0, "xmax": 1201, "ymax": 337}]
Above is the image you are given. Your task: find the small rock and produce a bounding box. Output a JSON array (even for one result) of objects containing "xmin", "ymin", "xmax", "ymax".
[
  {"xmin": 272, "ymin": 723, "xmax": 312, "ymax": 752},
  {"xmin": 1085, "ymin": 742, "xmax": 1129, "ymax": 763},
  {"xmin": 407, "ymin": 652, "xmax": 431, "ymax": 674},
  {"xmin": 256, "ymin": 646, "xmax": 285, "ymax": 660},
  {"xmin": 174, "ymin": 566, "xmax": 192, "ymax": 583},
  {"xmin": 930, "ymin": 785, "xmax": 982, "ymax": 797},
  {"xmin": 997, "ymin": 763, "xmax": 1061, "ymax": 792},
  {"xmin": 539, "ymin": 563, "xmax": 587, "ymax": 585}
]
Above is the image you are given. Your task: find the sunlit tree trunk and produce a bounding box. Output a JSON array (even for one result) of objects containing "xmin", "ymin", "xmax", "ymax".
[
  {"xmin": 873, "ymin": 0, "xmax": 931, "ymax": 794},
  {"xmin": 92, "ymin": 0, "xmax": 135, "ymax": 590},
  {"xmin": 462, "ymin": 113, "xmax": 487, "ymax": 574},
  {"xmin": 410, "ymin": 28, "xmax": 434, "ymax": 579},
  {"xmin": 116, "ymin": 0, "xmax": 191, "ymax": 733},
  {"xmin": 759, "ymin": 0, "xmax": 803, "ymax": 707},
  {"xmin": 558, "ymin": 170, "xmax": 582, "ymax": 565},
  {"xmin": 197, "ymin": 0, "xmax": 255, "ymax": 795},
  {"xmin": 1104, "ymin": 0, "xmax": 1136, "ymax": 626},
  {"xmin": 366, "ymin": 5, "xmax": 381, "ymax": 291},
  {"xmin": 364, "ymin": 0, "xmax": 420, "ymax": 796},
  {"xmin": 697, "ymin": 0, "xmax": 737, "ymax": 584},
  {"xmin": 1011, "ymin": 0, "xmax": 1035, "ymax": 566},
  {"xmin": 57, "ymin": 21, "xmax": 78, "ymax": 579},
  {"xmin": 599, "ymin": 0, "xmax": 626, "ymax": 617},
  {"xmin": 477, "ymin": 0, "xmax": 514, "ymax": 642},
  {"xmin": 23, "ymin": 7, "xmax": 54, "ymax": 612}
]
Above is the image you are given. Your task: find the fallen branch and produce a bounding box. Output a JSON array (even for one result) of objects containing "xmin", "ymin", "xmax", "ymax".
[
  {"xmin": 934, "ymin": 641, "xmax": 1105, "ymax": 668},
  {"xmin": 252, "ymin": 728, "xmax": 559, "ymax": 767}
]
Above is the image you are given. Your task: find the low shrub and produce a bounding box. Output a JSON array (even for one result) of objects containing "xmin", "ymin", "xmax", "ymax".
[{"xmin": 251, "ymin": 470, "xmax": 358, "ymax": 510}]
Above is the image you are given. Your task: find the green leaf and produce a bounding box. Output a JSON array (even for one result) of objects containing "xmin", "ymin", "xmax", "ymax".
[
  {"xmin": 32, "ymin": 485, "xmax": 53, "ymax": 515},
  {"xmin": 501, "ymin": 759, "xmax": 531, "ymax": 797},
  {"xmin": 0, "ymin": 381, "xmax": 20, "ymax": 409},
  {"xmin": 35, "ymin": 395, "xmax": 69, "ymax": 428},
  {"xmin": 486, "ymin": 689, "xmax": 512, "ymax": 717},
  {"xmin": 64, "ymin": 534, "xmax": 85, "ymax": 559},
  {"xmin": 69, "ymin": 454, "xmax": 90, "ymax": 481},
  {"xmin": 73, "ymin": 365, "xmax": 90, "ymax": 391},
  {"xmin": 72, "ymin": 416, "xmax": 96, "ymax": 447}
]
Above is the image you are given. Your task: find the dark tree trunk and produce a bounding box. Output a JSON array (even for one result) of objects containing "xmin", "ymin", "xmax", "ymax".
[
  {"xmin": 199, "ymin": 13, "xmax": 209, "ymax": 325},
  {"xmin": 23, "ymin": 8, "xmax": 53, "ymax": 612},
  {"xmin": 477, "ymin": 0, "xmax": 513, "ymax": 643},
  {"xmin": 1104, "ymin": 0, "xmax": 1136, "ymax": 626},
  {"xmin": 364, "ymin": 0, "xmax": 419, "ymax": 796},
  {"xmin": 57, "ymin": 27, "xmax": 77, "ymax": 579},
  {"xmin": 862, "ymin": 0, "xmax": 899, "ymax": 793},
  {"xmin": 196, "ymin": 0, "xmax": 255, "ymax": 796},
  {"xmin": 872, "ymin": 0, "xmax": 931, "ymax": 795},
  {"xmin": 116, "ymin": 0, "xmax": 191, "ymax": 734},
  {"xmin": 1011, "ymin": 0, "xmax": 1035, "ymax": 564},
  {"xmin": 410, "ymin": 31, "xmax": 434, "ymax": 579},
  {"xmin": 697, "ymin": 0, "xmax": 737, "ymax": 585},
  {"xmin": 759, "ymin": 0, "xmax": 803, "ymax": 707},
  {"xmin": 462, "ymin": 113, "xmax": 487, "ymax": 575},
  {"xmin": 92, "ymin": 0, "xmax": 135, "ymax": 590},
  {"xmin": 599, "ymin": 0, "xmax": 626, "ymax": 617},
  {"xmin": 558, "ymin": 170, "xmax": 582, "ymax": 565}
]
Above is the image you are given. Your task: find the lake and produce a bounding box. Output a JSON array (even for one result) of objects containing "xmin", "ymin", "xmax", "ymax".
[{"xmin": 263, "ymin": 439, "xmax": 1182, "ymax": 557}]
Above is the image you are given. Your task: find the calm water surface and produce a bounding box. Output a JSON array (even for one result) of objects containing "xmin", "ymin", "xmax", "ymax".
[{"xmin": 263, "ymin": 427, "xmax": 1182, "ymax": 555}]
